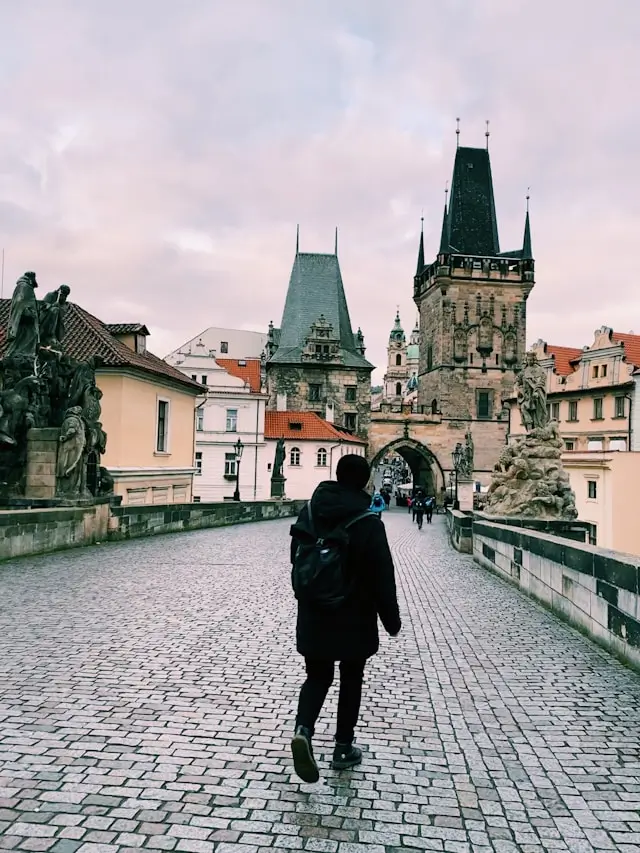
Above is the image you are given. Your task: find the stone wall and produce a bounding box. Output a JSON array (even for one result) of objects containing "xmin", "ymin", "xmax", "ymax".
[
  {"xmin": 447, "ymin": 509, "xmax": 473, "ymax": 553},
  {"xmin": 473, "ymin": 517, "xmax": 640, "ymax": 670},
  {"xmin": 0, "ymin": 500, "xmax": 304, "ymax": 562},
  {"xmin": 108, "ymin": 499, "xmax": 305, "ymax": 540},
  {"xmin": 0, "ymin": 499, "xmax": 111, "ymax": 560}
]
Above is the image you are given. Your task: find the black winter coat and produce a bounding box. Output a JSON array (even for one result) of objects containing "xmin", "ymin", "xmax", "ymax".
[{"xmin": 290, "ymin": 481, "xmax": 402, "ymax": 662}]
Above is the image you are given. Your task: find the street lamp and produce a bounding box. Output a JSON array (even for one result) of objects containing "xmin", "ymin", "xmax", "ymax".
[
  {"xmin": 451, "ymin": 442, "xmax": 464, "ymax": 510},
  {"xmin": 233, "ymin": 438, "xmax": 244, "ymax": 502}
]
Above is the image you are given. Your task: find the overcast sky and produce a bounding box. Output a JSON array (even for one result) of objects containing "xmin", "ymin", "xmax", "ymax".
[{"xmin": 2, "ymin": 1, "xmax": 639, "ymax": 380}]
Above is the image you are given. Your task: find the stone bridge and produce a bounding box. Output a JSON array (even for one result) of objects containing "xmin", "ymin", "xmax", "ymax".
[{"xmin": 1, "ymin": 512, "xmax": 639, "ymax": 852}]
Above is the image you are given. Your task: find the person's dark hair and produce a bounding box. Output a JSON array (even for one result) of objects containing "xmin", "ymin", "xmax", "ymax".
[{"xmin": 336, "ymin": 454, "xmax": 370, "ymax": 490}]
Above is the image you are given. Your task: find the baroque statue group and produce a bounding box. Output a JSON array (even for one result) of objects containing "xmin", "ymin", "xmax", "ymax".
[
  {"xmin": 0, "ymin": 271, "xmax": 112, "ymax": 500},
  {"xmin": 485, "ymin": 350, "xmax": 577, "ymax": 519}
]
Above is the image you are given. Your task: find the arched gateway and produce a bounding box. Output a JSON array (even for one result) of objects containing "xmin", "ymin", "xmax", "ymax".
[{"xmin": 369, "ymin": 435, "xmax": 445, "ymax": 496}]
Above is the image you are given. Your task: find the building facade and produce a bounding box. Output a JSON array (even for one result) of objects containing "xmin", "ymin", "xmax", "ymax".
[
  {"xmin": 167, "ymin": 344, "xmax": 269, "ymax": 502},
  {"xmin": 165, "ymin": 326, "xmax": 267, "ymax": 363},
  {"xmin": 508, "ymin": 329, "xmax": 638, "ymax": 452},
  {"xmin": 561, "ymin": 451, "xmax": 640, "ymax": 555},
  {"xmin": 264, "ymin": 411, "xmax": 366, "ymax": 500},
  {"xmin": 381, "ymin": 313, "xmax": 420, "ymax": 408},
  {"xmin": 266, "ymin": 238, "xmax": 374, "ymax": 440}
]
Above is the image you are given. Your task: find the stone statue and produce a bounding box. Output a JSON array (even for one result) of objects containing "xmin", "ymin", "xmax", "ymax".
[
  {"xmin": 517, "ymin": 350, "xmax": 548, "ymax": 432},
  {"xmin": 272, "ymin": 438, "xmax": 286, "ymax": 480},
  {"xmin": 459, "ymin": 430, "xmax": 474, "ymax": 478},
  {"xmin": 39, "ymin": 285, "xmax": 71, "ymax": 350},
  {"xmin": 98, "ymin": 466, "xmax": 115, "ymax": 496},
  {"xmin": 0, "ymin": 376, "xmax": 41, "ymax": 446},
  {"xmin": 57, "ymin": 406, "xmax": 86, "ymax": 496},
  {"xmin": 6, "ymin": 272, "xmax": 39, "ymax": 359}
]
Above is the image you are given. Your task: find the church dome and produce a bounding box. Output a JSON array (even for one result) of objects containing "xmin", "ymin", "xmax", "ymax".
[{"xmin": 407, "ymin": 343, "xmax": 419, "ymax": 360}]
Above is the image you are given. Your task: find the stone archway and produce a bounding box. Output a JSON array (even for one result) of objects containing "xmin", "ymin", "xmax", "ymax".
[{"xmin": 369, "ymin": 437, "xmax": 445, "ymax": 496}]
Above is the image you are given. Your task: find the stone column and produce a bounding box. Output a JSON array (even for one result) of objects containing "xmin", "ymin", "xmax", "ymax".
[
  {"xmin": 457, "ymin": 478, "xmax": 474, "ymax": 512},
  {"xmin": 25, "ymin": 428, "xmax": 60, "ymax": 500}
]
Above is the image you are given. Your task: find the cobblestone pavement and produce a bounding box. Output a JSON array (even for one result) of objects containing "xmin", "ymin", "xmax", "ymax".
[{"xmin": 1, "ymin": 511, "xmax": 640, "ymax": 853}]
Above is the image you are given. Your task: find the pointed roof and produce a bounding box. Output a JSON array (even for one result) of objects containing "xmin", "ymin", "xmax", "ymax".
[
  {"xmin": 446, "ymin": 146, "xmax": 500, "ymax": 256},
  {"xmin": 438, "ymin": 203, "xmax": 449, "ymax": 254},
  {"xmin": 416, "ymin": 220, "xmax": 425, "ymax": 275},
  {"xmin": 269, "ymin": 250, "xmax": 372, "ymax": 368},
  {"xmin": 522, "ymin": 209, "xmax": 532, "ymax": 260}
]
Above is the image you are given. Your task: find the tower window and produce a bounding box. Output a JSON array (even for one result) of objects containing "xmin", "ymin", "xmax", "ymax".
[
  {"xmin": 395, "ymin": 382, "xmax": 402, "ymax": 396},
  {"xmin": 427, "ymin": 345, "xmax": 433, "ymax": 371},
  {"xmin": 395, "ymin": 354, "xmax": 402, "ymax": 366},
  {"xmin": 477, "ymin": 390, "xmax": 492, "ymax": 419},
  {"xmin": 344, "ymin": 413, "xmax": 357, "ymax": 432},
  {"xmin": 345, "ymin": 386, "xmax": 356, "ymax": 402},
  {"xmin": 431, "ymin": 399, "xmax": 438, "ymax": 414},
  {"xmin": 309, "ymin": 384, "xmax": 321, "ymax": 402}
]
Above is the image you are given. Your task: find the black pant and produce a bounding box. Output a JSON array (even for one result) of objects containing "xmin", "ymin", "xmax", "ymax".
[
  {"xmin": 416, "ymin": 511, "xmax": 424, "ymax": 530},
  {"xmin": 426, "ymin": 507, "xmax": 433, "ymax": 523},
  {"xmin": 295, "ymin": 658, "xmax": 366, "ymax": 744}
]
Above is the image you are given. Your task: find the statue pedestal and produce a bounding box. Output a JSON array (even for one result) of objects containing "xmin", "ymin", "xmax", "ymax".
[
  {"xmin": 457, "ymin": 478, "xmax": 474, "ymax": 512},
  {"xmin": 25, "ymin": 428, "xmax": 60, "ymax": 500},
  {"xmin": 271, "ymin": 476, "xmax": 286, "ymax": 499}
]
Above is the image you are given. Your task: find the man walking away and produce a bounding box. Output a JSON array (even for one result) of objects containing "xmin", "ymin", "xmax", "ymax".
[
  {"xmin": 414, "ymin": 496, "xmax": 425, "ymax": 530},
  {"xmin": 425, "ymin": 496, "xmax": 434, "ymax": 524},
  {"xmin": 289, "ymin": 454, "xmax": 401, "ymax": 783}
]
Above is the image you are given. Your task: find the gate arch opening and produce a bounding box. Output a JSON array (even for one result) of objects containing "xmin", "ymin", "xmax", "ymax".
[{"xmin": 369, "ymin": 437, "xmax": 445, "ymax": 497}]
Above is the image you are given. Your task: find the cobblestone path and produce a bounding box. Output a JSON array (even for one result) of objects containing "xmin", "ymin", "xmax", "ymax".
[{"xmin": 1, "ymin": 511, "xmax": 639, "ymax": 853}]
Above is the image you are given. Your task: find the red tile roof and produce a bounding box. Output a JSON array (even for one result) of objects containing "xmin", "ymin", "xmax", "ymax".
[
  {"xmin": 546, "ymin": 345, "xmax": 583, "ymax": 376},
  {"xmin": 265, "ymin": 411, "xmax": 365, "ymax": 443},
  {"xmin": 216, "ymin": 358, "xmax": 262, "ymax": 393},
  {"xmin": 0, "ymin": 299, "xmax": 202, "ymax": 393},
  {"xmin": 612, "ymin": 332, "xmax": 640, "ymax": 368}
]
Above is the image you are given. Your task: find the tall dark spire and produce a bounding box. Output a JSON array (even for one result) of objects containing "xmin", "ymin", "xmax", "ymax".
[
  {"xmin": 438, "ymin": 202, "xmax": 449, "ymax": 254},
  {"xmin": 522, "ymin": 193, "xmax": 532, "ymax": 260},
  {"xmin": 416, "ymin": 217, "xmax": 425, "ymax": 275},
  {"xmin": 296, "ymin": 224, "xmax": 299, "ymax": 254},
  {"xmin": 334, "ymin": 226, "xmax": 338, "ymax": 255},
  {"xmin": 447, "ymin": 146, "xmax": 500, "ymax": 256}
]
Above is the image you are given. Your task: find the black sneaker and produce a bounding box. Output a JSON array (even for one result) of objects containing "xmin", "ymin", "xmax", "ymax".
[
  {"xmin": 291, "ymin": 725, "xmax": 320, "ymax": 783},
  {"xmin": 332, "ymin": 742, "xmax": 363, "ymax": 770}
]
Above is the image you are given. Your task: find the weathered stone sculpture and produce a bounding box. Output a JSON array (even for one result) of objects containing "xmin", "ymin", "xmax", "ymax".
[
  {"xmin": 271, "ymin": 437, "xmax": 286, "ymax": 498},
  {"xmin": 0, "ymin": 274, "xmax": 110, "ymax": 502},
  {"xmin": 485, "ymin": 352, "xmax": 577, "ymax": 519},
  {"xmin": 39, "ymin": 285, "xmax": 70, "ymax": 350},
  {"xmin": 459, "ymin": 430, "xmax": 474, "ymax": 478},
  {"xmin": 6, "ymin": 272, "xmax": 39, "ymax": 360},
  {"xmin": 57, "ymin": 407, "xmax": 86, "ymax": 496},
  {"xmin": 517, "ymin": 350, "xmax": 548, "ymax": 431}
]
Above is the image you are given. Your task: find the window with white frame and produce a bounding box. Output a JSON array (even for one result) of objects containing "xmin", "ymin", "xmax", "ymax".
[
  {"xmin": 587, "ymin": 480, "xmax": 597, "ymax": 499},
  {"xmin": 290, "ymin": 446, "xmax": 301, "ymax": 466},
  {"xmin": 317, "ymin": 447, "xmax": 327, "ymax": 467},
  {"xmin": 224, "ymin": 453, "xmax": 237, "ymax": 477},
  {"xmin": 156, "ymin": 399, "xmax": 169, "ymax": 452},
  {"xmin": 615, "ymin": 396, "xmax": 626, "ymax": 418},
  {"xmin": 587, "ymin": 438, "xmax": 603, "ymax": 451},
  {"xmin": 226, "ymin": 408, "xmax": 238, "ymax": 432},
  {"xmin": 195, "ymin": 451, "xmax": 202, "ymax": 474},
  {"xmin": 196, "ymin": 408, "xmax": 204, "ymax": 431}
]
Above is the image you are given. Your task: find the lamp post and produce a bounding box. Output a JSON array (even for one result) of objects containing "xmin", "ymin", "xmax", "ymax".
[
  {"xmin": 233, "ymin": 438, "xmax": 244, "ymax": 502},
  {"xmin": 451, "ymin": 442, "xmax": 463, "ymax": 510}
]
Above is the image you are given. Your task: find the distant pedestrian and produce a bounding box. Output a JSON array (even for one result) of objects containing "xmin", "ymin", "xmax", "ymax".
[
  {"xmin": 414, "ymin": 497, "xmax": 425, "ymax": 530},
  {"xmin": 425, "ymin": 496, "xmax": 434, "ymax": 524},
  {"xmin": 370, "ymin": 492, "xmax": 386, "ymax": 516},
  {"xmin": 289, "ymin": 454, "xmax": 401, "ymax": 783},
  {"xmin": 407, "ymin": 496, "xmax": 412, "ymax": 514}
]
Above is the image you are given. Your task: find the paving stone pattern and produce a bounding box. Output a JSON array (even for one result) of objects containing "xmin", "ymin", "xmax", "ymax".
[{"xmin": 1, "ymin": 512, "xmax": 639, "ymax": 853}]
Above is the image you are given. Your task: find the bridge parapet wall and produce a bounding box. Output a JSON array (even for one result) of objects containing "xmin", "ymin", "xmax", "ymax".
[
  {"xmin": 473, "ymin": 518, "xmax": 640, "ymax": 671},
  {"xmin": 0, "ymin": 500, "xmax": 304, "ymax": 561}
]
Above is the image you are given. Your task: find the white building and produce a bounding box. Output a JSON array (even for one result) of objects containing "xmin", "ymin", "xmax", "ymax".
[
  {"xmin": 165, "ymin": 326, "xmax": 268, "ymax": 365},
  {"xmin": 379, "ymin": 312, "xmax": 420, "ymax": 409},
  {"xmin": 265, "ymin": 411, "xmax": 366, "ymax": 500},
  {"xmin": 169, "ymin": 345, "xmax": 268, "ymax": 502}
]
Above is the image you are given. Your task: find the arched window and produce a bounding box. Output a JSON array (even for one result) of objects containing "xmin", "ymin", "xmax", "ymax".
[
  {"xmin": 290, "ymin": 446, "xmax": 301, "ymax": 466},
  {"xmin": 395, "ymin": 382, "xmax": 402, "ymax": 396},
  {"xmin": 395, "ymin": 354, "xmax": 402, "ymax": 366},
  {"xmin": 317, "ymin": 447, "xmax": 327, "ymax": 467},
  {"xmin": 431, "ymin": 398, "xmax": 438, "ymax": 414}
]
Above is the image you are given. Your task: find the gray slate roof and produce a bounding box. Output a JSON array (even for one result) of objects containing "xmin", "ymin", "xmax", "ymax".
[{"xmin": 269, "ymin": 252, "xmax": 373, "ymax": 369}]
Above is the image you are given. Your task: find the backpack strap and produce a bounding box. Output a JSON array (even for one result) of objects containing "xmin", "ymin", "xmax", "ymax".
[{"xmin": 344, "ymin": 510, "xmax": 377, "ymax": 530}]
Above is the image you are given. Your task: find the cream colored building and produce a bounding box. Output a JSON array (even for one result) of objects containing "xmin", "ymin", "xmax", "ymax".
[
  {"xmin": 562, "ymin": 450, "xmax": 640, "ymax": 555},
  {"xmin": 91, "ymin": 321, "xmax": 202, "ymax": 504},
  {"xmin": 508, "ymin": 328, "xmax": 638, "ymax": 452}
]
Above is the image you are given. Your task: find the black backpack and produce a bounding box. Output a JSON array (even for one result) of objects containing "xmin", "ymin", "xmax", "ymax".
[{"xmin": 290, "ymin": 502, "xmax": 375, "ymax": 610}]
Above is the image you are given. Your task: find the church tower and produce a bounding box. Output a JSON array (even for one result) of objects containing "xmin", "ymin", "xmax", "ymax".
[
  {"xmin": 383, "ymin": 311, "xmax": 408, "ymax": 402},
  {"xmin": 266, "ymin": 230, "xmax": 374, "ymax": 439},
  {"xmin": 414, "ymin": 140, "xmax": 534, "ymax": 464}
]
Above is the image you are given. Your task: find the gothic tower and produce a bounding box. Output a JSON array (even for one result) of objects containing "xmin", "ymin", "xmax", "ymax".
[
  {"xmin": 414, "ymin": 143, "xmax": 534, "ymax": 460},
  {"xmin": 266, "ymin": 231, "xmax": 373, "ymax": 439}
]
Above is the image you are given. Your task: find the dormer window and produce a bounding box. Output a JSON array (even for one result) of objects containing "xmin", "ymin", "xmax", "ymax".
[
  {"xmin": 289, "ymin": 421, "xmax": 303, "ymax": 431},
  {"xmin": 135, "ymin": 334, "xmax": 146, "ymax": 354},
  {"xmin": 220, "ymin": 341, "xmax": 229, "ymax": 353}
]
